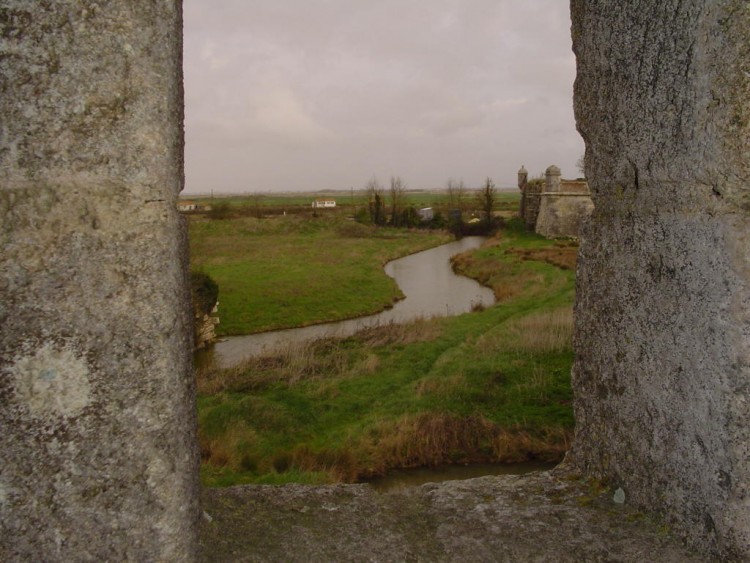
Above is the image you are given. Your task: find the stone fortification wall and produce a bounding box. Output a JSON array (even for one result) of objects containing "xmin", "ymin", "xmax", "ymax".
[
  {"xmin": 520, "ymin": 166, "xmax": 593, "ymax": 237},
  {"xmin": 570, "ymin": 0, "xmax": 750, "ymax": 558},
  {"xmin": 535, "ymin": 193, "xmax": 595, "ymax": 239},
  {"xmin": 534, "ymin": 167, "xmax": 593, "ymax": 238},
  {"xmin": 195, "ymin": 309, "xmax": 220, "ymax": 350},
  {"xmin": 521, "ymin": 182, "xmax": 543, "ymax": 230},
  {"xmin": 0, "ymin": 3, "xmax": 199, "ymax": 561},
  {"xmin": 560, "ymin": 180, "xmax": 589, "ymax": 194}
]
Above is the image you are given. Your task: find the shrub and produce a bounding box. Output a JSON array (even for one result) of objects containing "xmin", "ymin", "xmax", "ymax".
[
  {"xmin": 208, "ymin": 201, "xmax": 232, "ymax": 220},
  {"xmin": 191, "ymin": 271, "xmax": 219, "ymax": 315}
]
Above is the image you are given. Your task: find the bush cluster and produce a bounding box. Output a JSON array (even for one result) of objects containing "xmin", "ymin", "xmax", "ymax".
[{"xmin": 191, "ymin": 271, "xmax": 219, "ymax": 315}]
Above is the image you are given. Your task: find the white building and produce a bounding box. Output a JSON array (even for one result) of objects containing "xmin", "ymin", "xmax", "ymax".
[{"xmin": 312, "ymin": 199, "xmax": 336, "ymax": 209}]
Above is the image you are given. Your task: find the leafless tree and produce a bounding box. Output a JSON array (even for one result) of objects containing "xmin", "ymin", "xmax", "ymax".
[
  {"xmin": 365, "ymin": 176, "xmax": 385, "ymax": 225},
  {"xmin": 249, "ymin": 193, "xmax": 264, "ymax": 218},
  {"xmin": 446, "ymin": 178, "xmax": 466, "ymax": 210},
  {"xmin": 389, "ymin": 176, "xmax": 406, "ymax": 226},
  {"xmin": 477, "ymin": 177, "xmax": 496, "ymax": 226}
]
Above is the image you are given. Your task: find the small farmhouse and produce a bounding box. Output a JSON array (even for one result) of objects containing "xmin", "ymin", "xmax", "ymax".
[
  {"xmin": 312, "ymin": 199, "xmax": 336, "ymax": 209},
  {"xmin": 417, "ymin": 207, "xmax": 434, "ymax": 222}
]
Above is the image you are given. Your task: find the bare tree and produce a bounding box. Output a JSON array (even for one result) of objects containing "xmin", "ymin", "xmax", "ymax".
[
  {"xmin": 389, "ymin": 176, "xmax": 406, "ymax": 226},
  {"xmin": 446, "ymin": 178, "xmax": 466, "ymax": 210},
  {"xmin": 249, "ymin": 193, "xmax": 264, "ymax": 218},
  {"xmin": 365, "ymin": 176, "xmax": 385, "ymax": 225},
  {"xmin": 477, "ymin": 177, "xmax": 496, "ymax": 226}
]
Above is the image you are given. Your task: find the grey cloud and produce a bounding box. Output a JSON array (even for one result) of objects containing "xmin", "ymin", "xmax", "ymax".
[{"xmin": 184, "ymin": 1, "xmax": 584, "ymax": 193}]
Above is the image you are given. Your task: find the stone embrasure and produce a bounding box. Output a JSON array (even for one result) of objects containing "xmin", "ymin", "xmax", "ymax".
[
  {"xmin": 199, "ymin": 468, "xmax": 702, "ymax": 562},
  {"xmin": 570, "ymin": 0, "xmax": 749, "ymax": 558}
]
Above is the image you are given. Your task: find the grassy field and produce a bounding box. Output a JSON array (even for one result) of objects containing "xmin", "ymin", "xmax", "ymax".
[
  {"xmin": 182, "ymin": 189, "xmax": 520, "ymax": 212},
  {"xmin": 189, "ymin": 216, "xmax": 451, "ymax": 335},
  {"xmin": 196, "ymin": 219, "xmax": 577, "ymax": 487}
]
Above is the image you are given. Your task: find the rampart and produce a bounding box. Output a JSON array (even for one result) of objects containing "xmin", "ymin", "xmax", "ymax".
[{"xmin": 518, "ymin": 165, "xmax": 593, "ymax": 237}]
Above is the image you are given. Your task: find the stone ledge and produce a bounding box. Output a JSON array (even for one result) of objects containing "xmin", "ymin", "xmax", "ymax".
[{"xmin": 199, "ymin": 467, "xmax": 704, "ymax": 562}]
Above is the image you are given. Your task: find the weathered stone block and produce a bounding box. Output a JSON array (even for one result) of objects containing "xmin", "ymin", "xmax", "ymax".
[
  {"xmin": 0, "ymin": 2, "xmax": 199, "ymax": 561},
  {"xmin": 535, "ymin": 193, "xmax": 595, "ymax": 238},
  {"xmin": 570, "ymin": 0, "xmax": 749, "ymax": 558}
]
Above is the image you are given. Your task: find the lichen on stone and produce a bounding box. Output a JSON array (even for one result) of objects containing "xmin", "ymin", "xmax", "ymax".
[{"xmin": 11, "ymin": 340, "xmax": 91, "ymax": 419}]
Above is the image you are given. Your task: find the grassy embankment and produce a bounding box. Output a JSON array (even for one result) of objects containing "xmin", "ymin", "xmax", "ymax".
[
  {"xmin": 194, "ymin": 212, "xmax": 578, "ymax": 487},
  {"xmin": 189, "ymin": 215, "xmax": 451, "ymax": 335}
]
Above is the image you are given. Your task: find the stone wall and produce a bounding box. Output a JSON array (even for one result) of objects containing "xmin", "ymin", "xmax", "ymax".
[
  {"xmin": 535, "ymin": 193, "xmax": 595, "ymax": 238},
  {"xmin": 570, "ymin": 0, "xmax": 750, "ymax": 558},
  {"xmin": 521, "ymin": 181, "xmax": 543, "ymax": 230},
  {"xmin": 0, "ymin": 2, "xmax": 199, "ymax": 561},
  {"xmin": 519, "ymin": 166, "xmax": 593, "ymax": 237},
  {"xmin": 195, "ymin": 309, "xmax": 220, "ymax": 350},
  {"xmin": 560, "ymin": 180, "xmax": 589, "ymax": 194}
]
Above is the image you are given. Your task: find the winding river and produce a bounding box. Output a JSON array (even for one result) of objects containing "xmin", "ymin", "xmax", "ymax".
[{"xmin": 198, "ymin": 236, "xmax": 495, "ymax": 369}]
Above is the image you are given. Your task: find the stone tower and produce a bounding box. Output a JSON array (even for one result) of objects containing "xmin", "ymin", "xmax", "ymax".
[
  {"xmin": 545, "ymin": 165, "xmax": 562, "ymax": 193},
  {"xmin": 517, "ymin": 165, "xmax": 529, "ymax": 190},
  {"xmin": 534, "ymin": 166, "xmax": 594, "ymax": 238}
]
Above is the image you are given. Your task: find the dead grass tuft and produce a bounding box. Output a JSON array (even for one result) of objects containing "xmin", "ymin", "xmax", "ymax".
[
  {"xmin": 506, "ymin": 246, "xmax": 578, "ymax": 270},
  {"xmin": 336, "ymin": 221, "xmax": 376, "ymax": 238},
  {"xmin": 196, "ymin": 337, "xmax": 353, "ymax": 395},
  {"xmin": 490, "ymin": 426, "xmax": 572, "ymax": 463},
  {"xmin": 477, "ymin": 307, "xmax": 573, "ymax": 355},
  {"xmin": 355, "ymin": 317, "xmax": 442, "ymax": 347},
  {"xmin": 373, "ymin": 412, "xmax": 496, "ymax": 469},
  {"xmin": 199, "ymin": 419, "xmax": 259, "ymax": 470},
  {"xmin": 355, "ymin": 413, "xmax": 571, "ymax": 479},
  {"xmin": 291, "ymin": 445, "xmax": 362, "ymax": 483},
  {"xmin": 414, "ymin": 374, "xmax": 467, "ymax": 398}
]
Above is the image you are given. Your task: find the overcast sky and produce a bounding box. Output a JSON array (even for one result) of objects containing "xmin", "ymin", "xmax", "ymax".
[{"xmin": 183, "ymin": 1, "xmax": 584, "ymax": 194}]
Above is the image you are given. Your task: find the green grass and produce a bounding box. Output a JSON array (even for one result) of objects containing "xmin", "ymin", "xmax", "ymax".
[
  {"xmin": 189, "ymin": 215, "xmax": 451, "ymax": 335},
  {"xmin": 196, "ymin": 219, "xmax": 577, "ymax": 486},
  {"xmin": 182, "ymin": 189, "xmax": 520, "ymax": 210}
]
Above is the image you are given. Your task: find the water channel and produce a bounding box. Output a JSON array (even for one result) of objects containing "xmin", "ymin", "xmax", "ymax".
[{"xmin": 198, "ymin": 236, "xmax": 496, "ymax": 368}]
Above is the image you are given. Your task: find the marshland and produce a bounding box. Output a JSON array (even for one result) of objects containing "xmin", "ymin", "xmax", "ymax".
[{"xmin": 186, "ymin": 190, "xmax": 577, "ymax": 487}]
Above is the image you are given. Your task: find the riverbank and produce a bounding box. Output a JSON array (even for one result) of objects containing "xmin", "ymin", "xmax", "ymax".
[
  {"xmin": 198, "ymin": 236, "xmax": 494, "ymax": 368},
  {"xmin": 189, "ymin": 215, "xmax": 451, "ymax": 335},
  {"xmin": 197, "ymin": 221, "xmax": 576, "ymax": 487}
]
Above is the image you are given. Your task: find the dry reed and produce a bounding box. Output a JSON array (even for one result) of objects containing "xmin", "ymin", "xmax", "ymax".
[
  {"xmin": 354, "ymin": 317, "xmax": 442, "ymax": 347},
  {"xmin": 196, "ymin": 337, "xmax": 353, "ymax": 395},
  {"xmin": 307, "ymin": 412, "xmax": 575, "ymax": 481},
  {"xmin": 476, "ymin": 307, "xmax": 573, "ymax": 355},
  {"xmin": 506, "ymin": 246, "xmax": 578, "ymax": 270},
  {"xmin": 199, "ymin": 419, "xmax": 259, "ymax": 469}
]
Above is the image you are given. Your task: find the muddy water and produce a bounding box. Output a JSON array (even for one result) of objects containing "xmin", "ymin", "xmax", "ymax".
[{"xmin": 197, "ymin": 236, "xmax": 494, "ymax": 368}]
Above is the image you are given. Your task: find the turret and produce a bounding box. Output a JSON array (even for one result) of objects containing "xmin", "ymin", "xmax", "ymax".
[
  {"xmin": 517, "ymin": 165, "xmax": 528, "ymax": 190},
  {"xmin": 545, "ymin": 165, "xmax": 561, "ymax": 193}
]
